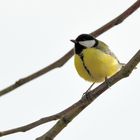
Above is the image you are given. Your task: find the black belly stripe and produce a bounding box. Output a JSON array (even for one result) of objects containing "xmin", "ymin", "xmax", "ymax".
[{"xmin": 80, "ymin": 54, "xmax": 93, "ymax": 78}]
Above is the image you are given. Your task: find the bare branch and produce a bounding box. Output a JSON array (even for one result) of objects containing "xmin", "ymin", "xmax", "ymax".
[
  {"xmin": 0, "ymin": 0, "xmax": 140, "ymax": 97},
  {"xmin": 0, "ymin": 49, "xmax": 140, "ymax": 138},
  {"xmin": 36, "ymin": 49, "xmax": 140, "ymax": 140},
  {"xmin": 0, "ymin": 49, "xmax": 73, "ymax": 97},
  {"xmin": 0, "ymin": 115, "xmax": 60, "ymax": 137},
  {"xmin": 0, "ymin": 94, "xmax": 85, "ymax": 136},
  {"xmin": 90, "ymin": 0, "xmax": 140, "ymax": 37}
]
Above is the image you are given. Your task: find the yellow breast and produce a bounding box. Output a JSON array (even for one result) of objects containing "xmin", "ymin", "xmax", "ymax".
[{"xmin": 74, "ymin": 48, "xmax": 121, "ymax": 82}]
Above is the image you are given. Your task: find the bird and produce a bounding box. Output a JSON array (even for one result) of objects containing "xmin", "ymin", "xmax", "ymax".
[{"xmin": 71, "ymin": 34, "xmax": 122, "ymax": 86}]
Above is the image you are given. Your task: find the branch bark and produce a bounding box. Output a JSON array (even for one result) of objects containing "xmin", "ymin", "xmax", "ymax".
[{"xmin": 0, "ymin": 0, "xmax": 139, "ymax": 97}]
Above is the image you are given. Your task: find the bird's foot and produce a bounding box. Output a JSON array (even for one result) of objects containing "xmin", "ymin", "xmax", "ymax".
[
  {"xmin": 105, "ymin": 77, "xmax": 111, "ymax": 88},
  {"xmin": 82, "ymin": 82, "xmax": 95, "ymax": 101}
]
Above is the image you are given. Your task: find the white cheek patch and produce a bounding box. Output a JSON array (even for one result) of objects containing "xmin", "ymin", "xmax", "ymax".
[{"xmin": 79, "ymin": 40, "xmax": 96, "ymax": 48}]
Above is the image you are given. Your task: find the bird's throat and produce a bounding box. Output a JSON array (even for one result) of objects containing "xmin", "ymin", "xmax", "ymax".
[{"xmin": 75, "ymin": 44, "xmax": 86, "ymax": 54}]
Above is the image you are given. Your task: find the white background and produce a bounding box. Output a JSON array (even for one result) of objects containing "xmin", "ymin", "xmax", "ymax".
[{"xmin": 0, "ymin": 0, "xmax": 140, "ymax": 140}]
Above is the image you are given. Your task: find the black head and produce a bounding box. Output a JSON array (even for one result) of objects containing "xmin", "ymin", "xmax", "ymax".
[
  {"xmin": 75, "ymin": 34, "xmax": 95, "ymax": 42},
  {"xmin": 71, "ymin": 34, "xmax": 98, "ymax": 54}
]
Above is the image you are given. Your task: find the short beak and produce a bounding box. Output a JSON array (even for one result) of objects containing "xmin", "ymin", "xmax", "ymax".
[{"xmin": 70, "ymin": 39, "xmax": 77, "ymax": 44}]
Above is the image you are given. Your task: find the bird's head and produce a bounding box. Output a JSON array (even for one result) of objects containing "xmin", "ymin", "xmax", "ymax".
[{"xmin": 71, "ymin": 34, "xmax": 98, "ymax": 54}]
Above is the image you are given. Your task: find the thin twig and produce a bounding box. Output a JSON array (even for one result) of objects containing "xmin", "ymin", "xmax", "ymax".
[
  {"xmin": 0, "ymin": 95, "xmax": 86, "ymax": 136},
  {"xmin": 0, "ymin": 49, "xmax": 73, "ymax": 97},
  {"xmin": 90, "ymin": 0, "xmax": 140, "ymax": 36},
  {"xmin": 0, "ymin": 0, "xmax": 140, "ymax": 97}
]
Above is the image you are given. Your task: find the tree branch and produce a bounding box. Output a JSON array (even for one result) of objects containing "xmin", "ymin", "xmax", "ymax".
[
  {"xmin": 90, "ymin": 0, "xmax": 140, "ymax": 36},
  {"xmin": 36, "ymin": 49, "xmax": 140, "ymax": 140},
  {"xmin": 0, "ymin": 49, "xmax": 140, "ymax": 138},
  {"xmin": 0, "ymin": 0, "xmax": 139, "ymax": 97}
]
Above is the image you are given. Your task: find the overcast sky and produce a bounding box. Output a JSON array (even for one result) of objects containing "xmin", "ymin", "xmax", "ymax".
[{"xmin": 0, "ymin": 0, "xmax": 140, "ymax": 140}]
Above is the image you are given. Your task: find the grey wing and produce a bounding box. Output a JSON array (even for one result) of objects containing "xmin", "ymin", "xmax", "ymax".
[{"xmin": 97, "ymin": 41, "xmax": 121, "ymax": 63}]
